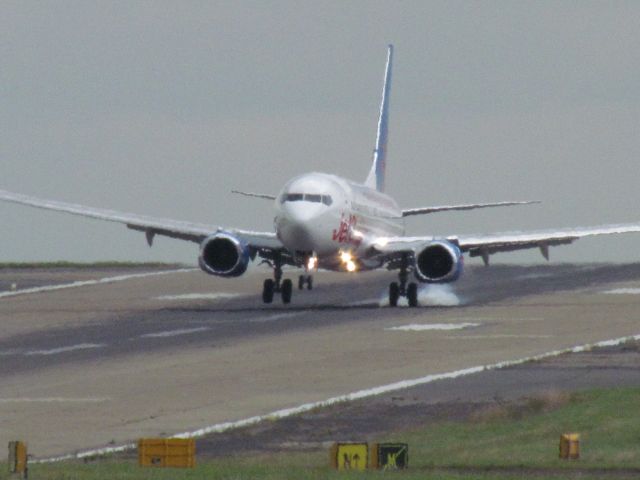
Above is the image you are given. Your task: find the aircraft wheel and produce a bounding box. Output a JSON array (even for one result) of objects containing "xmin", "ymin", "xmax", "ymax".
[
  {"xmin": 407, "ymin": 282, "xmax": 418, "ymax": 307},
  {"xmin": 389, "ymin": 282, "xmax": 400, "ymax": 307},
  {"xmin": 307, "ymin": 275, "xmax": 313, "ymax": 290},
  {"xmin": 281, "ymin": 279, "xmax": 293, "ymax": 304},
  {"xmin": 262, "ymin": 279, "xmax": 275, "ymax": 304},
  {"xmin": 298, "ymin": 275, "xmax": 305, "ymax": 290}
]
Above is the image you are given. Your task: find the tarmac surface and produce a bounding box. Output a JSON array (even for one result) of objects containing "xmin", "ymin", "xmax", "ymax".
[{"xmin": 0, "ymin": 263, "xmax": 639, "ymax": 458}]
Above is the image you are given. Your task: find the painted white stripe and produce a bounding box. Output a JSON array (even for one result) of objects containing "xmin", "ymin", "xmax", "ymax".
[
  {"xmin": 155, "ymin": 293, "xmax": 241, "ymax": 301},
  {"xmin": 603, "ymin": 288, "xmax": 640, "ymax": 295},
  {"xmin": 446, "ymin": 334, "xmax": 553, "ymax": 340},
  {"xmin": 24, "ymin": 343, "xmax": 105, "ymax": 356},
  {"xmin": 0, "ymin": 349, "xmax": 23, "ymax": 356},
  {"xmin": 0, "ymin": 397, "xmax": 108, "ymax": 403},
  {"xmin": 347, "ymin": 298, "xmax": 379, "ymax": 307},
  {"xmin": 0, "ymin": 269, "xmax": 196, "ymax": 299},
  {"xmin": 35, "ymin": 332, "xmax": 640, "ymax": 463},
  {"xmin": 140, "ymin": 327, "xmax": 210, "ymax": 338},
  {"xmin": 248, "ymin": 313, "xmax": 299, "ymax": 323},
  {"xmin": 23, "ymin": 343, "xmax": 106, "ymax": 355},
  {"xmin": 386, "ymin": 323, "xmax": 479, "ymax": 331}
]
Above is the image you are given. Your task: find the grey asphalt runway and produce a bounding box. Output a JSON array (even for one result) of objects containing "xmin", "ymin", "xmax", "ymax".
[{"xmin": 0, "ymin": 263, "xmax": 639, "ymax": 458}]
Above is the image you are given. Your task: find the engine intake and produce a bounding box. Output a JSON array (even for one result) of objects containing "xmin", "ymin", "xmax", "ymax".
[
  {"xmin": 414, "ymin": 240, "xmax": 463, "ymax": 283},
  {"xmin": 199, "ymin": 232, "xmax": 250, "ymax": 277}
]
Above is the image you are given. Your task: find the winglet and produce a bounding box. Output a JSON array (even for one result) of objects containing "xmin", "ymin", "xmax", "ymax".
[{"xmin": 365, "ymin": 44, "xmax": 393, "ymax": 193}]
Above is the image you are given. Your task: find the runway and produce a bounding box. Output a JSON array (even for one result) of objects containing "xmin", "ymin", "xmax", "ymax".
[{"xmin": 0, "ymin": 263, "xmax": 639, "ymax": 458}]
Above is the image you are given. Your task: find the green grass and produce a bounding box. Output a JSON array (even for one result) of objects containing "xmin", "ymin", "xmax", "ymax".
[
  {"xmin": 401, "ymin": 388, "xmax": 640, "ymax": 470},
  {"xmin": 11, "ymin": 388, "xmax": 640, "ymax": 479}
]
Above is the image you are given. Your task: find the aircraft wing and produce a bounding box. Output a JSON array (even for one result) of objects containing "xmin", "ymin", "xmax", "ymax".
[
  {"xmin": 401, "ymin": 200, "xmax": 539, "ymax": 217},
  {"xmin": 0, "ymin": 189, "xmax": 282, "ymax": 250},
  {"xmin": 370, "ymin": 223, "xmax": 640, "ymax": 265}
]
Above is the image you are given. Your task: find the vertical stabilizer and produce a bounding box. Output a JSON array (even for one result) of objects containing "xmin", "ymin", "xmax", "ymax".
[{"xmin": 365, "ymin": 44, "xmax": 393, "ymax": 192}]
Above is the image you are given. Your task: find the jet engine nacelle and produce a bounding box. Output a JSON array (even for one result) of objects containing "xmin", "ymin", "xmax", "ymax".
[
  {"xmin": 414, "ymin": 240, "xmax": 463, "ymax": 283},
  {"xmin": 198, "ymin": 232, "xmax": 250, "ymax": 277}
]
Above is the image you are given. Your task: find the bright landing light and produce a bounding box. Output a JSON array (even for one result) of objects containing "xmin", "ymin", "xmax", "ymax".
[
  {"xmin": 339, "ymin": 250, "xmax": 358, "ymax": 272},
  {"xmin": 307, "ymin": 256, "xmax": 318, "ymax": 271}
]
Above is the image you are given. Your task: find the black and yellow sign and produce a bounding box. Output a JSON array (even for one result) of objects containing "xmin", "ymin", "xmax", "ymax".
[
  {"xmin": 559, "ymin": 433, "xmax": 580, "ymax": 460},
  {"xmin": 8, "ymin": 441, "xmax": 28, "ymax": 478},
  {"xmin": 371, "ymin": 443, "xmax": 408, "ymax": 470},
  {"xmin": 330, "ymin": 443, "xmax": 368, "ymax": 471},
  {"xmin": 138, "ymin": 438, "xmax": 195, "ymax": 468}
]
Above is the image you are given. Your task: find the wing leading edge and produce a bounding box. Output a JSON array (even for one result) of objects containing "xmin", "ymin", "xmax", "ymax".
[
  {"xmin": 0, "ymin": 189, "xmax": 282, "ymax": 250},
  {"xmin": 370, "ymin": 223, "xmax": 640, "ymax": 265},
  {"xmin": 401, "ymin": 200, "xmax": 540, "ymax": 217}
]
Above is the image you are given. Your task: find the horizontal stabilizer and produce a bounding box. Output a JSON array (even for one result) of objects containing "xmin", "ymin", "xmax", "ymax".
[
  {"xmin": 231, "ymin": 190, "xmax": 277, "ymax": 201},
  {"xmin": 401, "ymin": 200, "xmax": 540, "ymax": 217}
]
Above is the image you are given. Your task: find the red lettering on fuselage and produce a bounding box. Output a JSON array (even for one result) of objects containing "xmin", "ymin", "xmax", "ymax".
[{"xmin": 332, "ymin": 214, "xmax": 361, "ymax": 246}]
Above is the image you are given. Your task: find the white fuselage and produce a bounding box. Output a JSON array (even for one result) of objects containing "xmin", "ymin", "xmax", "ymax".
[{"xmin": 274, "ymin": 172, "xmax": 404, "ymax": 271}]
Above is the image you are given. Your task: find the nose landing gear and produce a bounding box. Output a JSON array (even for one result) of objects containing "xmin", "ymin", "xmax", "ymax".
[
  {"xmin": 389, "ymin": 253, "xmax": 419, "ymax": 307},
  {"xmin": 261, "ymin": 253, "xmax": 293, "ymax": 304}
]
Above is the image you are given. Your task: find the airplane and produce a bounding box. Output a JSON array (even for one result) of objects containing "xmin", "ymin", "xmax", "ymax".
[{"xmin": 2, "ymin": 44, "xmax": 640, "ymax": 307}]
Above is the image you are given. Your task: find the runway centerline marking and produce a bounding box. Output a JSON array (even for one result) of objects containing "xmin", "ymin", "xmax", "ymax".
[
  {"xmin": 386, "ymin": 323, "xmax": 480, "ymax": 331},
  {"xmin": 0, "ymin": 269, "xmax": 196, "ymax": 300},
  {"xmin": 24, "ymin": 343, "xmax": 106, "ymax": 356},
  {"xmin": 603, "ymin": 288, "xmax": 640, "ymax": 295},
  {"xmin": 248, "ymin": 313, "xmax": 300, "ymax": 323},
  {"xmin": 36, "ymin": 332, "xmax": 640, "ymax": 464},
  {"xmin": 154, "ymin": 293, "xmax": 241, "ymax": 301},
  {"xmin": 140, "ymin": 327, "xmax": 210, "ymax": 338}
]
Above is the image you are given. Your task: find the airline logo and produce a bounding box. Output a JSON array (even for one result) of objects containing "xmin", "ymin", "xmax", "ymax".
[{"xmin": 332, "ymin": 214, "xmax": 361, "ymax": 246}]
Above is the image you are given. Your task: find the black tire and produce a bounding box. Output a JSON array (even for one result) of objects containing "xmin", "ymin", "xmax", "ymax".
[
  {"xmin": 298, "ymin": 275, "xmax": 305, "ymax": 290},
  {"xmin": 389, "ymin": 282, "xmax": 400, "ymax": 307},
  {"xmin": 281, "ymin": 279, "xmax": 293, "ymax": 304},
  {"xmin": 262, "ymin": 279, "xmax": 275, "ymax": 304},
  {"xmin": 407, "ymin": 282, "xmax": 419, "ymax": 307},
  {"xmin": 307, "ymin": 275, "xmax": 313, "ymax": 290}
]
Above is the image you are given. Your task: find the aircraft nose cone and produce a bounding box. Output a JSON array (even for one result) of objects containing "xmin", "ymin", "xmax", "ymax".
[
  {"xmin": 283, "ymin": 202, "xmax": 320, "ymax": 223},
  {"xmin": 277, "ymin": 203, "xmax": 323, "ymax": 250}
]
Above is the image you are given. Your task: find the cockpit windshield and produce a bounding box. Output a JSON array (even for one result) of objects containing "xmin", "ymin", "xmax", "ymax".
[{"xmin": 280, "ymin": 193, "xmax": 333, "ymax": 206}]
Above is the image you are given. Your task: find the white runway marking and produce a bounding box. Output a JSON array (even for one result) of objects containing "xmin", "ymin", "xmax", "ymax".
[
  {"xmin": 154, "ymin": 293, "xmax": 241, "ymax": 301},
  {"xmin": 248, "ymin": 313, "xmax": 300, "ymax": 323},
  {"xmin": 603, "ymin": 288, "xmax": 640, "ymax": 295},
  {"xmin": 140, "ymin": 327, "xmax": 210, "ymax": 338},
  {"xmin": 0, "ymin": 269, "xmax": 196, "ymax": 300},
  {"xmin": 386, "ymin": 323, "xmax": 479, "ymax": 331},
  {"xmin": 347, "ymin": 298, "xmax": 379, "ymax": 307},
  {"xmin": 447, "ymin": 334, "xmax": 553, "ymax": 340},
  {"xmin": 0, "ymin": 397, "xmax": 109, "ymax": 403},
  {"xmin": 24, "ymin": 343, "xmax": 105, "ymax": 356},
  {"xmin": 36, "ymin": 332, "xmax": 640, "ymax": 463},
  {"xmin": 0, "ymin": 349, "xmax": 23, "ymax": 356}
]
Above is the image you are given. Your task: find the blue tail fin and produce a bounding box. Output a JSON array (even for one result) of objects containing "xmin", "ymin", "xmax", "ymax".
[{"xmin": 365, "ymin": 44, "xmax": 393, "ymax": 193}]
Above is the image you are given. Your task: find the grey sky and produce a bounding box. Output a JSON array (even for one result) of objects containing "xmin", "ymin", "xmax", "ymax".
[{"xmin": 1, "ymin": 1, "xmax": 640, "ymax": 264}]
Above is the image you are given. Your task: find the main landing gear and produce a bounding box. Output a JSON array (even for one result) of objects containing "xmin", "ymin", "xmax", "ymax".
[
  {"xmin": 262, "ymin": 254, "xmax": 293, "ymax": 304},
  {"xmin": 389, "ymin": 253, "xmax": 418, "ymax": 307}
]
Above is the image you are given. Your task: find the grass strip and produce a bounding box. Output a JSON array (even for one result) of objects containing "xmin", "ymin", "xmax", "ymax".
[{"xmin": 18, "ymin": 387, "xmax": 640, "ymax": 479}]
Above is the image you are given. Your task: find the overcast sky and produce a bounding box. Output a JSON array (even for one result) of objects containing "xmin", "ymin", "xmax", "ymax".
[{"xmin": 2, "ymin": 1, "xmax": 640, "ymax": 264}]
